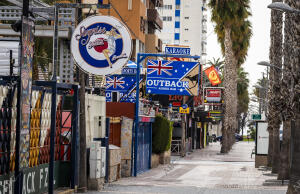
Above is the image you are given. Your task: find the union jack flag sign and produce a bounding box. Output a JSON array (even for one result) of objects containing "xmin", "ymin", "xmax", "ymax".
[
  {"xmin": 146, "ymin": 60, "xmax": 200, "ymax": 96},
  {"xmin": 105, "ymin": 75, "xmax": 143, "ymax": 102},
  {"xmin": 148, "ymin": 60, "xmax": 173, "ymax": 76},
  {"xmin": 106, "ymin": 76, "xmax": 125, "ymax": 89}
]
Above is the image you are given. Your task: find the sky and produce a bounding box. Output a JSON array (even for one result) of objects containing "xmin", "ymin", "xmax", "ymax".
[{"xmin": 206, "ymin": 0, "xmax": 271, "ymax": 94}]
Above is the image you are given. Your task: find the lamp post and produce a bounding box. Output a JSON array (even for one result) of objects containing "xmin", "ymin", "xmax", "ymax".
[
  {"xmin": 268, "ymin": 2, "xmax": 300, "ymax": 14},
  {"xmin": 257, "ymin": 61, "xmax": 282, "ymax": 71},
  {"xmin": 253, "ymin": 85, "xmax": 264, "ymax": 115}
]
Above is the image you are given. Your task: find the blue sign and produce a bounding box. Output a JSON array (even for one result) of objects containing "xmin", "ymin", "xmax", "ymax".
[
  {"xmin": 146, "ymin": 60, "xmax": 200, "ymax": 96},
  {"xmin": 105, "ymin": 75, "xmax": 142, "ymax": 102},
  {"xmin": 182, "ymin": 104, "xmax": 188, "ymax": 109},
  {"xmin": 165, "ymin": 46, "xmax": 190, "ymax": 55},
  {"xmin": 122, "ymin": 68, "xmax": 137, "ymax": 75}
]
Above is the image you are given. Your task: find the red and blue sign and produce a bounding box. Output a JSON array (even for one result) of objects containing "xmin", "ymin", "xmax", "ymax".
[
  {"xmin": 71, "ymin": 16, "xmax": 132, "ymax": 75},
  {"xmin": 146, "ymin": 60, "xmax": 200, "ymax": 96},
  {"xmin": 105, "ymin": 75, "xmax": 142, "ymax": 103}
]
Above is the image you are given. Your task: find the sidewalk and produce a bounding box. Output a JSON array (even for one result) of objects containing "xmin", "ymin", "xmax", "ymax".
[{"xmin": 112, "ymin": 142, "xmax": 286, "ymax": 190}]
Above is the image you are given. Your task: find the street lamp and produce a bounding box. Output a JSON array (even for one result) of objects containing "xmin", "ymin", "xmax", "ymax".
[
  {"xmin": 268, "ymin": 2, "xmax": 300, "ymax": 14},
  {"xmin": 257, "ymin": 61, "xmax": 282, "ymax": 71}
]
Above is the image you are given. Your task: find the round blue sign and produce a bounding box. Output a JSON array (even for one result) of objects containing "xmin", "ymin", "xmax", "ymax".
[{"xmin": 71, "ymin": 16, "xmax": 132, "ymax": 75}]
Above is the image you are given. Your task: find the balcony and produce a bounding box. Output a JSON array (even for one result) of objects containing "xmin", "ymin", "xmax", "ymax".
[{"xmin": 147, "ymin": 9, "xmax": 163, "ymax": 30}]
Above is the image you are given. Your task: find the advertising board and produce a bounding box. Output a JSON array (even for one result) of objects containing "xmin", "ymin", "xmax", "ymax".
[
  {"xmin": 256, "ymin": 122, "xmax": 269, "ymax": 155},
  {"xmin": 146, "ymin": 60, "xmax": 199, "ymax": 96}
]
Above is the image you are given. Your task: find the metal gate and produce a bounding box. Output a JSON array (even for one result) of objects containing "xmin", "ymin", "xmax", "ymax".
[{"xmin": 136, "ymin": 122, "xmax": 152, "ymax": 174}]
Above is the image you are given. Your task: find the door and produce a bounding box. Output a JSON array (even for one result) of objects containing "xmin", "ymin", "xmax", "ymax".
[
  {"xmin": 136, "ymin": 122, "xmax": 151, "ymax": 174},
  {"xmin": 109, "ymin": 123, "xmax": 121, "ymax": 147}
]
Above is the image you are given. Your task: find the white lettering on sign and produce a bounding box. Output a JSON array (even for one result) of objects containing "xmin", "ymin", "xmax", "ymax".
[
  {"xmin": 0, "ymin": 166, "xmax": 51, "ymax": 194},
  {"xmin": 165, "ymin": 47, "xmax": 190, "ymax": 55},
  {"xmin": 146, "ymin": 80, "xmax": 189, "ymax": 88},
  {"xmin": 44, "ymin": 167, "xmax": 48, "ymax": 188}
]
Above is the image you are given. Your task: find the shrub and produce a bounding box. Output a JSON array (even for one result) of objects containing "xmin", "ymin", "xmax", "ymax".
[{"xmin": 152, "ymin": 115, "xmax": 173, "ymax": 154}]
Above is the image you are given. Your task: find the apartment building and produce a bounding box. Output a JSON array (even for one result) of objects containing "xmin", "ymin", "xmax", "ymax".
[
  {"xmin": 157, "ymin": 0, "xmax": 207, "ymax": 61},
  {"xmin": 99, "ymin": 0, "xmax": 163, "ymax": 62}
]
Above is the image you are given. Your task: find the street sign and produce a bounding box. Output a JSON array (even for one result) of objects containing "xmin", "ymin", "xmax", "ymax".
[
  {"xmin": 146, "ymin": 60, "xmax": 200, "ymax": 96},
  {"xmin": 165, "ymin": 46, "xmax": 190, "ymax": 55},
  {"xmin": 208, "ymin": 111, "xmax": 223, "ymax": 118},
  {"xmin": 165, "ymin": 45, "xmax": 191, "ymax": 61},
  {"xmin": 179, "ymin": 107, "xmax": 190, "ymax": 114},
  {"xmin": 252, "ymin": 114, "xmax": 262, "ymax": 120},
  {"xmin": 105, "ymin": 75, "xmax": 142, "ymax": 102},
  {"xmin": 122, "ymin": 67, "xmax": 137, "ymax": 75},
  {"xmin": 71, "ymin": 15, "xmax": 132, "ymax": 75}
]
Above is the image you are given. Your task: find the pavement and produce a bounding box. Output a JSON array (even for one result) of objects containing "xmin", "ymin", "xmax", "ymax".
[{"xmin": 89, "ymin": 141, "xmax": 288, "ymax": 194}]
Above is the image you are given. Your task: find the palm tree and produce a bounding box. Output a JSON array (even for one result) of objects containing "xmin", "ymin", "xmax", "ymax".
[
  {"xmin": 237, "ymin": 67, "xmax": 249, "ymax": 135},
  {"xmin": 208, "ymin": 57, "xmax": 224, "ymax": 75},
  {"xmin": 277, "ymin": 0, "xmax": 293, "ymax": 181},
  {"xmin": 267, "ymin": 0, "xmax": 283, "ymax": 174},
  {"xmin": 208, "ymin": 0, "xmax": 252, "ymax": 153},
  {"xmin": 287, "ymin": 1, "xmax": 300, "ymax": 193}
]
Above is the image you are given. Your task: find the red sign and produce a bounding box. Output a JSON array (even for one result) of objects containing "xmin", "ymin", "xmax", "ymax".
[
  {"xmin": 172, "ymin": 102, "xmax": 182, "ymax": 107},
  {"xmin": 205, "ymin": 88, "xmax": 222, "ymax": 103},
  {"xmin": 207, "ymin": 89, "xmax": 221, "ymax": 97}
]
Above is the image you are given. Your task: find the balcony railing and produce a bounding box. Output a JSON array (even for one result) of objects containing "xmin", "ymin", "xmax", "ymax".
[{"xmin": 147, "ymin": 8, "xmax": 163, "ymax": 30}]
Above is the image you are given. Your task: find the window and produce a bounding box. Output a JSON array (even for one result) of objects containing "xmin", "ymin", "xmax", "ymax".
[
  {"xmin": 174, "ymin": 33, "xmax": 180, "ymax": 40},
  {"xmin": 175, "ymin": 21, "xmax": 180, "ymax": 28},
  {"xmin": 184, "ymin": 17, "xmax": 189, "ymax": 19},
  {"xmin": 184, "ymin": 28, "xmax": 189, "ymax": 31},
  {"xmin": 164, "ymin": 5, "xmax": 172, "ymax": 9},
  {"xmin": 163, "ymin": 16, "xmax": 172, "ymax": 21},
  {"xmin": 175, "ymin": 10, "xmax": 180, "ymax": 17}
]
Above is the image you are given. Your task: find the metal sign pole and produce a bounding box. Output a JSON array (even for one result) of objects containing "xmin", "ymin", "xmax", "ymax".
[{"xmin": 133, "ymin": 53, "xmax": 200, "ymax": 176}]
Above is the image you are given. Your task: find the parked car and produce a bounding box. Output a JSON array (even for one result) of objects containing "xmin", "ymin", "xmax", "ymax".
[
  {"xmin": 215, "ymin": 134, "xmax": 242, "ymax": 142},
  {"xmin": 216, "ymin": 136, "xmax": 222, "ymax": 142},
  {"xmin": 235, "ymin": 133, "xmax": 243, "ymax": 141}
]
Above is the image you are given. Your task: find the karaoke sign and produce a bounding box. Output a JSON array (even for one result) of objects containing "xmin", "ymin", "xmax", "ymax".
[{"xmin": 71, "ymin": 16, "xmax": 132, "ymax": 75}]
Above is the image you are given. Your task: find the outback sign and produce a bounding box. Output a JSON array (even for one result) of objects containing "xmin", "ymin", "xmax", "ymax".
[{"xmin": 71, "ymin": 15, "xmax": 132, "ymax": 75}]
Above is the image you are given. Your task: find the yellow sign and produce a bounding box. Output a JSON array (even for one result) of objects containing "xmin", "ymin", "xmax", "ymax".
[
  {"xmin": 179, "ymin": 107, "xmax": 190, "ymax": 114},
  {"xmin": 196, "ymin": 122, "xmax": 201, "ymax": 128}
]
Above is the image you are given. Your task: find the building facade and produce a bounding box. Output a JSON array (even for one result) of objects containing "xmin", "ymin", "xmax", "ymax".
[{"xmin": 158, "ymin": 0, "xmax": 207, "ymax": 61}]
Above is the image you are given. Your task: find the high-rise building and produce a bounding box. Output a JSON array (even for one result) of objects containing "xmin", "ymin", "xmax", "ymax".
[{"xmin": 158, "ymin": 0, "xmax": 207, "ymax": 62}]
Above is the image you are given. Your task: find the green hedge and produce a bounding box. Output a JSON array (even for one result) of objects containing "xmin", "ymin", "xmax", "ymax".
[{"xmin": 152, "ymin": 115, "xmax": 173, "ymax": 154}]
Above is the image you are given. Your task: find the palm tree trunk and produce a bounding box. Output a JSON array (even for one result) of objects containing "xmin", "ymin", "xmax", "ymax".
[
  {"xmin": 267, "ymin": 129, "xmax": 273, "ymax": 167},
  {"xmin": 278, "ymin": 120, "xmax": 291, "ymax": 180},
  {"xmin": 287, "ymin": 1, "xmax": 300, "ymax": 193},
  {"xmin": 278, "ymin": 0, "xmax": 293, "ymax": 180},
  {"xmin": 268, "ymin": 0, "xmax": 283, "ymax": 172},
  {"xmin": 221, "ymin": 27, "xmax": 237, "ymax": 153}
]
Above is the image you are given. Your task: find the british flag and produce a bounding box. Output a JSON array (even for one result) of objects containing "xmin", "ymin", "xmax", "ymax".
[
  {"xmin": 106, "ymin": 76, "xmax": 125, "ymax": 89},
  {"xmin": 148, "ymin": 60, "xmax": 173, "ymax": 76}
]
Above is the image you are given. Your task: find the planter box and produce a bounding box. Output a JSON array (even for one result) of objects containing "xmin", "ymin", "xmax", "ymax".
[
  {"xmin": 159, "ymin": 150, "xmax": 171, "ymax": 165},
  {"xmin": 151, "ymin": 154, "xmax": 160, "ymax": 168}
]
